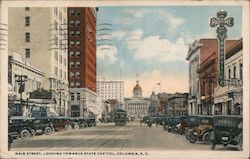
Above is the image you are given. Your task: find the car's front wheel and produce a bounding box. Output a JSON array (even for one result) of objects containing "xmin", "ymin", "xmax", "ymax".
[
  {"xmin": 64, "ymin": 125, "xmax": 72, "ymax": 131},
  {"xmin": 20, "ymin": 129, "xmax": 30, "ymax": 139},
  {"xmin": 74, "ymin": 124, "xmax": 79, "ymax": 129},
  {"xmin": 45, "ymin": 127, "xmax": 53, "ymax": 135},
  {"xmin": 202, "ymin": 132, "xmax": 210, "ymax": 144},
  {"xmin": 211, "ymin": 142, "xmax": 216, "ymax": 150},
  {"xmin": 30, "ymin": 129, "xmax": 36, "ymax": 137}
]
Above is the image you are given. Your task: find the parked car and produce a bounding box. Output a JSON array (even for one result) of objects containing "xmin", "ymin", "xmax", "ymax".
[
  {"xmin": 71, "ymin": 117, "xmax": 88, "ymax": 129},
  {"xmin": 185, "ymin": 115, "xmax": 200, "ymax": 140},
  {"xmin": 28, "ymin": 117, "xmax": 54, "ymax": 135},
  {"xmin": 52, "ymin": 116, "xmax": 73, "ymax": 131},
  {"xmin": 8, "ymin": 116, "xmax": 35, "ymax": 139},
  {"xmin": 167, "ymin": 116, "xmax": 181, "ymax": 133},
  {"xmin": 210, "ymin": 115, "xmax": 243, "ymax": 150},
  {"xmin": 189, "ymin": 115, "xmax": 213, "ymax": 144}
]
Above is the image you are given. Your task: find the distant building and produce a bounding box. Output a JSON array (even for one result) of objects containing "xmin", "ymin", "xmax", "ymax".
[
  {"xmin": 168, "ymin": 93, "xmax": 188, "ymax": 116},
  {"xmin": 96, "ymin": 77, "xmax": 124, "ymax": 106},
  {"xmin": 67, "ymin": 7, "xmax": 97, "ymax": 117},
  {"xmin": 148, "ymin": 91, "xmax": 160, "ymax": 116},
  {"xmin": 124, "ymin": 80, "xmax": 150, "ymax": 118},
  {"xmin": 158, "ymin": 92, "xmax": 172, "ymax": 115},
  {"xmin": 8, "ymin": 7, "xmax": 69, "ymax": 116}
]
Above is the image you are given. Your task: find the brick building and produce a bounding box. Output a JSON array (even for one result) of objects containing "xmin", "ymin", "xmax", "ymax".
[{"xmin": 67, "ymin": 8, "xmax": 98, "ymax": 117}]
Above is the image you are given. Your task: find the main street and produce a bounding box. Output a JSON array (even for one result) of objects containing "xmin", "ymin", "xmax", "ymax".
[{"xmin": 10, "ymin": 120, "xmax": 238, "ymax": 151}]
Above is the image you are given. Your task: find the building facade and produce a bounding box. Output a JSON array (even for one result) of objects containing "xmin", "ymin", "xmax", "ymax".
[
  {"xmin": 67, "ymin": 7, "xmax": 97, "ymax": 117},
  {"xmin": 214, "ymin": 38, "xmax": 243, "ymax": 115},
  {"xmin": 158, "ymin": 92, "xmax": 172, "ymax": 115},
  {"xmin": 168, "ymin": 93, "xmax": 188, "ymax": 116},
  {"xmin": 8, "ymin": 7, "xmax": 68, "ymax": 116},
  {"xmin": 8, "ymin": 51, "xmax": 47, "ymax": 116},
  {"xmin": 124, "ymin": 80, "xmax": 150, "ymax": 118},
  {"xmin": 148, "ymin": 91, "xmax": 160, "ymax": 116},
  {"xmin": 96, "ymin": 76, "xmax": 124, "ymax": 106}
]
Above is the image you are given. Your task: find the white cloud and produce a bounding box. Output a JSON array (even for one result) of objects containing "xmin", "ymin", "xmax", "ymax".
[
  {"xmin": 124, "ymin": 9, "xmax": 146, "ymax": 18},
  {"xmin": 113, "ymin": 17, "xmax": 135, "ymax": 25},
  {"xmin": 112, "ymin": 31, "xmax": 128, "ymax": 40},
  {"xmin": 127, "ymin": 30, "xmax": 188, "ymax": 62},
  {"xmin": 158, "ymin": 11, "xmax": 186, "ymax": 30},
  {"xmin": 123, "ymin": 69, "xmax": 188, "ymax": 97},
  {"xmin": 97, "ymin": 45, "xmax": 118, "ymax": 63}
]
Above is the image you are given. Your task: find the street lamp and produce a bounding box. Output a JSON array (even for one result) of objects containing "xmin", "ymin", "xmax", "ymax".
[{"xmin": 15, "ymin": 75, "xmax": 27, "ymax": 116}]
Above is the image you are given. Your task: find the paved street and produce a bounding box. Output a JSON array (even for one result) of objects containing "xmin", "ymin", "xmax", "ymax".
[{"xmin": 10, "ymin": 120, "xmax": 238, "ymax": 151}]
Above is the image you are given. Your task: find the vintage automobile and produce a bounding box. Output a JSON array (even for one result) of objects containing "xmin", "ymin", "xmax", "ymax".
[
  {"xmin": 177, "ymin": 116, "xmax": 188, "ymax": 135},
  {"xmin": 85, "ymin": 115, "xmax": 97, "ymax": 127},
  {"xmin": 210, "ymin": 115, "xmax": 243, "ymax": 150},
  {"xmin": 52, "ymin": 116, "xmax": 73, "ymax": 131},
  {"xmin": 189, "ymin": 115, "xmax": 213, "ymax": 144},
  {"xmin": 167, "ymin": 116, "xmax": 181, "ymax": 133},
  {"xmin": 28, "ymin": 117, "xmax": 55, "ymax": 135},
  {"xmin": 142, "ymin": 116, "xmax": 149, "ymax": 124},
  {"xmin": 185, "ymin": 115, "xmax": 200, "ymax": 140},
  {"xmin": 162, "ymin": 116, "xmax": 170, "ymax": 131},
  {"xmin": 71, "ymin": 117, "xmax": 88, "ymax": 129},
  {"xmin": 8, "ymin": 116, "xmax": 35, "ymax": 139}
]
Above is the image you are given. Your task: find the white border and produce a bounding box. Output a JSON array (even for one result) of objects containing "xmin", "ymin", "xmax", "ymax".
[{"xmin": 0, "ymin": 1, "xmax": 249, "ymax": 159}]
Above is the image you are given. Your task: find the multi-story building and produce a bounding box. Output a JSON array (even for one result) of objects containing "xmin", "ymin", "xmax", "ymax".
[
  {"xmin": 214, "ymin": 38, "xmax": 243, "ymax": 115},
  {"xmin": 148, "ymin": 91, "xmax": 160, "ymax": 116},
  {"xmin": 96, "ymin": 76, "xmax": 124, "ymax": 106},
  {"xmin": 168, "ymin": 93, "xmax": 188, "ymax": 116},
  {"xmin": 67, "ymin": 8, "xmax": 97, "ymax": 117},
  {"xmin": 124, "ymin": 80, "xmax": 150, "ymax": 118},
  {"xmin": 158, "ymin": 92, "xmax": 172, "ymax": 115},
  {"xmin": 8, "ymin": 51, "xmax": 45, "ymax": 116},
  {"xmin": 8, "ymin": 7, "xmax": 68, "ymax": 116}
]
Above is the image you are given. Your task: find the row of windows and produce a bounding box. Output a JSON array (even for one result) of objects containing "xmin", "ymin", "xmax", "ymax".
[
  {"xmin": 70, "ymin": 92, "xmax": 81, "ymax": 101},
  {"xmin": 69, "ymin": 20, "xmax": 81, "ymax": 27},
  {"xmin": 227, "ymin": 63, "xmax": 243, "ymax": 80},
  {"xmin": 70, "ymin": 82, "xmax": 81, "ymax": 88},
  {"xmin": 69, "ymin": 9, "xmax": 81, "ymax": 16},
  {"xmin": 54, "ymin": 66, "xmax": 67, "ymax": 80},
  {"xmin": 69, "ymin": 71, "xmax": 80, "ymax": 78},
  {"xmin": 69, "ymin": 30, "xmax": 81, "ymax": 37},
  {"xmin": 69, "ymin": 51, "xmax": 81, "ymax": 58},
  {"xmin": 69, "ymin": 61, "xmax": 81, "ymax": 68},
  {"xmin": 69, "ymin": 41, "xmax": 81, "ymax": 47},
  {"xmin": 54, "ymin": 52, "xmax": 67, "ymax": 67}
]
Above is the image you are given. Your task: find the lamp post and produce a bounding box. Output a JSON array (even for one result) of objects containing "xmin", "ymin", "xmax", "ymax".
[
  {"xmin": 210, "ymin": 11, "xmax": 234, "ymax": 86},
  {"xmin": 15, "ymin": 75, "xmax": 27, "ymax": 116}
]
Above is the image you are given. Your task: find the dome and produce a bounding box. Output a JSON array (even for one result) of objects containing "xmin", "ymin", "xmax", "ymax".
[{"xmin": 133, "ymin": 80, "xmax": 142, "ymax": 91}]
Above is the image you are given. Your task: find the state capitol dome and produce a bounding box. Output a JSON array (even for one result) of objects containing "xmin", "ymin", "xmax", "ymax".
[
  {"xmin": 133, "ymin": 80, "xmax": 142, "ymax": 91},
  {"xmin": 133, "ymin": 80, "xmax": 142, "ymax": 97}
]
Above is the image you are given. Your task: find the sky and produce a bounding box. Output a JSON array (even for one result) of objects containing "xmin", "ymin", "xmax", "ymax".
[{"xmin": 96, "ymin": 6, "xmax": 242, "ymax": 98}]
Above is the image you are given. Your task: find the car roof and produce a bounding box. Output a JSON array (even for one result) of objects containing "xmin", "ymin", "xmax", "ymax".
[{"xmin": 9, "ymin": 116, "xmax": 35, "ymax": 120}]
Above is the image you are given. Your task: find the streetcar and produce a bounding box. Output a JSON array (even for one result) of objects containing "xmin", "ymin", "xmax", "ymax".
[{"xmin": 114, "ymin": 109, "xmax": 127, "ymax": 126}]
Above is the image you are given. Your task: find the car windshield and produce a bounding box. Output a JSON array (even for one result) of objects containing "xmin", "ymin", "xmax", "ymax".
[
  {"xmin": 214, "ymin": 117, "xmax": 241, "ymax": 127},
  {"xmin": 200, "ymin": 118, "xmax": 212, "ymax": 124}
]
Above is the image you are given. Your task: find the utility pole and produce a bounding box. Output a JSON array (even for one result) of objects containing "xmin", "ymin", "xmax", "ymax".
[{"xmin": 15, "ymin": 75, "xmax": 27, "ymax": 116}]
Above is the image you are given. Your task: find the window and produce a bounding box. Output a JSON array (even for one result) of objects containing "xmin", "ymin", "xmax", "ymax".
[
  {"xmin": 70, "ymin": 51, "xmax": 74, "ymax": 57},
  {"xmin": 76, "ymin": 10, "xmax": 80, "ymax": 16},
  {"xmin": 70, "ymin": 72, "xmax": 74, "ymax": 78},
  {"xmin": 25, "ymin": 32, "xmax": 30, "ymax": 42},
  {"xmin": 76, "ymin": 41, "xmax": 80, "ymax": 47},
  {"xmin": 64, "ymin": 58, "xmax": 67, "ymax": 67},
  {"xmin": 75, "ymin": 51, "xmax": 80, "ymax": 57},
  {"xmin": 25, "ymin": 16, "xmax": 30, "ymax": 26},
  {"xmin": 76, "ymin": 82, "xmax": 80, "ymax": 87},
  {"xmin": 59, "ymin": 12, "xmax": 62, "ymax": 21},
  {"xmin": 228, "ymin": 68, "xmax": 231, "ymax": 79},
  {"xmin": 70, "ymin": 10, "xmax": 75, "ymax": 16},
  {"xmin": 70, "ymin": 93, "xmax": 74, "ymax": 101},
  {"xmin": 76, "ymin": 72, "xmax": 80, "ymax": 78},
  {"xmin": 60, "ymin": 69, "xmax": 62, "ymax": 78},
  {"xmin": 76, "ymin": 62, "xmax": 80, "ymax": 68},
  {"xmin": 233, "ymin": 65, "xmax": 236, "ymax": 78},
  {"xmin": 76, "ymin": 31, "xmax": 80, "ymax": 37},
  {"xmin": 75, "ymin": 20, "xmax": 80, "ymax": 26},
  {"xmin": 70, "ymin": 20, "xmax": 74, "ymax": 27},
  {"xmin": 54, "ymin": 8, "xmax": 58, "ymax": 15},
  {"xmin": 54, "ymin": 35, "xmax": 58, "ymax": 46},
  {"xmin": 70, "ymin": 41, "xmax": 74, "ymax": 47},
  {"xmin": 70, "ymin": 82, "xmax": 74, "ymax": 87},
  {"xmin": 25, "ymin": 7, "xmax": 30, "ymax": 11},
  {"xmin": 240, "ymin": 63, "xmax": 243, "ymax": 80},
  {"xmin": 70, "ymin": 31, "xmax": 74, "ymax": 37},
  {"xmin": 70, "ymin": 62, "xmax": 74, "ymax": 68},
  {"xmin": 77, "ymin": 93, "xmax": 80, "ymax": 100},
  {"xmin": 54, "ymin": 21, "xmax": 58, "ymax": 30},
  {"xmin": 64, "ymin": 72, "xmax": 66, "ymax": 80},
  {"xmin": 25, "ymin": 48, "xmax": 30, "ymax": 58}
]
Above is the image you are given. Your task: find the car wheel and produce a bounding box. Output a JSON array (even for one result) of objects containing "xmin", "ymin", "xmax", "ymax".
[
  {"xmin": 74, "ymin": 124, "xmax": 79, "ymax": 129},
  {"xmin": 211, "ymin": 142, "xmax": 215, "ymax": 150},
  {"xmin": 30, "ymin": 129, "xmax": 36, "ymax": 137},
  {"xmin": 64, "ymin": 125, "xmax": 72, "ymax": 131},
  {"xmin": 203, "ymin": 132, "xmax": 210, "ymax": 144},
  {"xmin": 189, "ymin": 134, "xmax": 197, "ymax": 143},
  {"xmin": 20, "ymin": 129, "xmax": 30, "ymax": 139},
  {"xmin": 45, "ymin": 127, "xmax": 53, "ymax": 135}
]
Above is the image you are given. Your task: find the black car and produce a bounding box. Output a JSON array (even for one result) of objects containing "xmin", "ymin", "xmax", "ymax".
[
  {"xmin": 8, "ymin": 134, "xmax": 13, "ymax": 150},
  {"xmin": 210, "ymin": 115, "xmax": 242, "ymax": 150},
  {"xmin": 167, "ymin": 116, "xmax": 181, "ymax": 133},
  {"xmin": 185, "ymin": 116, "xmax": 200, "ymax": 140},
  {"xmin": 8, "ymin": 116, "xmax": 35, "ymax": 139},
  {"xmin": 28, "ymin": 117, "xmax": 54, "ymax": 135},
  {"xmin": 71, "ymin": 117, "xmax": 88, "ymax": 129}
]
